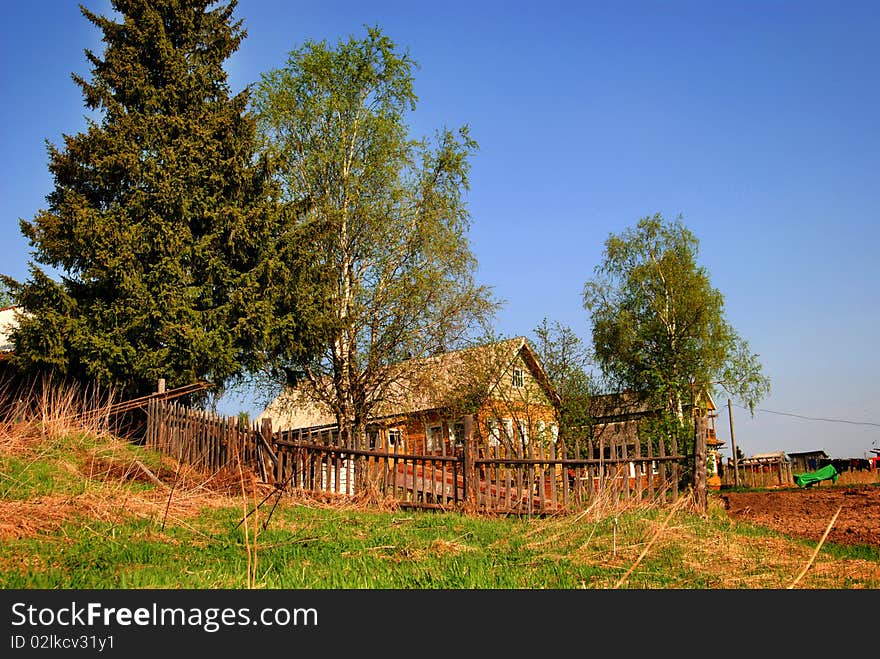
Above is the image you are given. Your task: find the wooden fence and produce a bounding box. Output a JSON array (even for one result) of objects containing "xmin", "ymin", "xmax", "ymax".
[
  {"xmin": 144, "ymin": 398, "xmax": 276, "ymax": 483},
  {"xmin": 721, "ymin": 458, "xmax": 879, "ymax": 489},
  {"xmin": 720, "ymin": 456, "xmax": 794, "ymax": 489},
  {"xmin": 145, "ymin": 399, "xmax": 699, "ymax": 514}
]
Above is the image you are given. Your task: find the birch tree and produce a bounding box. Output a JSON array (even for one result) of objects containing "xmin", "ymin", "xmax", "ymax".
[
  {"xmin": 582, "ymin": 214, "xmax": 770, "ymax": 443},
  {"xmin": 531, "ymin": 318, "xmax": 598, "ymax": 443},
  {"xmin": 252, "ymin": 27, "xmax": 498, "ymax": 444}
]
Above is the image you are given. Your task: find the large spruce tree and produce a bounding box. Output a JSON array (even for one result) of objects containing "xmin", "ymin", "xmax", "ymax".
[{"xmin": 7, "ymin": 0, "xmax": 270, "ymax": 398}]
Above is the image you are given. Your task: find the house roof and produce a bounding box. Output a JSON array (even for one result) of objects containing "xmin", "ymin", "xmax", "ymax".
[
  {"xmin": 741, "ymin": 451, "xmax": 789, "ymax": 464},
  {"xmin": 786, "ymin": 450, "xmax": 829, "ymax": 458},
  {"xmin": 259, "ymin": 336, "xmax": 561, "ymax": 430},
  {"xmin": 589, "ymin": 388, "xmax": 717, "ymax": 422},
  {"xmin": 589, "ymin": 391, "xmax": 660, "ymax": 420}
]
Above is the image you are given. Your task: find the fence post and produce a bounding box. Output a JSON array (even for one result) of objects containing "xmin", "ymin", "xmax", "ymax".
[
  {"xmin": 693, "ymin": 411, "xmax": 707, "ymax": 513},
  {"xmin": 260, "ymin": 417, "xmax": 276, "ymax": 483},
  {"xmin": 462, "ymin": 415, "xmax": 476, "ymax": 511}
]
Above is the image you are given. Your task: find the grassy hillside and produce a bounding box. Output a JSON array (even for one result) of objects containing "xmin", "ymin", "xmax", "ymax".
[{"xmin": 1, "ymin": 383, "xmax": 878, "ymax": 589}]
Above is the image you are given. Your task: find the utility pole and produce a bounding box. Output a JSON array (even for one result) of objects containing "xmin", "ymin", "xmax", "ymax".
[
  {"xmin": 728, "ymin": 399, "xmax": 740, "ymax": 487},
  {"xmin": 693, "ymin": 410, "xmax": 707, "ymax": 513}
]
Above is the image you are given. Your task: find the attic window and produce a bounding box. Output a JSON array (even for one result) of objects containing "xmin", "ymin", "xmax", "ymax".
[{"xmin": 512, "ymin": 368, "xmax": 524, "ymax": 388}]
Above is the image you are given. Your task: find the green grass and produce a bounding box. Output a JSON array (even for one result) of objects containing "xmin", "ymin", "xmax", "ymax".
[
  {"xmin": 1, "ymin": 506, "xmax": 609, "ymax": 588},
  {"xmin": 2, "ymin": 426, "xmax": 878, "ymax": 589}
]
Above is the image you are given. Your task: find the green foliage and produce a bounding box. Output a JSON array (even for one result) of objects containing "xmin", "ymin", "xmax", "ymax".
[
  {"xmin": 583, "ymin": 214, "xmax": 770, "ymax": 440},
  {"xmin": 250, "ymin": 27, "xmax": 498, "ymax": 435},
  {"xmin": 8, "ymin": 0, "xmax": 272, "ymax": 398},
  {"xmin": 0, "ymin": 456, "xmax": 81, "ymax": 500},
  {"xmin": 0, "ymin": 280, "xmax": 12, "ymax": 307},
  {"xmin": 3, "ymin": 500, "xmax": 877, "ymax": 588},
  {"xmin": 531, "ymin": 318, "xmax": 598, "ymax": 440}
]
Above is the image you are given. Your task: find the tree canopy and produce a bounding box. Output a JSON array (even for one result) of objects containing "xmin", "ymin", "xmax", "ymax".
[
  {"xmin": 531, "ymin": 318, "xmax": 598, "ymax": 442},
  {"xmin": 5, "ymin": 0, "xmax": 271, "ymax": 399},
  {"xmin": 582, "ymin": 214, "xmax": 770, "ymax": 435},
  {"xmin": 250, "ymin": 27, "xmax": 498, "ymax": 442}
]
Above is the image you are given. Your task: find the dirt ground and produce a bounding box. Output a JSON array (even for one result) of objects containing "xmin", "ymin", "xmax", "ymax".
[{"xmin": 718, "ymin": 484, "xmax": 880, "ymax": 548}]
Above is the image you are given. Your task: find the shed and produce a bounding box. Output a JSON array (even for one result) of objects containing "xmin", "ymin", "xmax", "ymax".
[
  {"xmin": 734, "ymin": 451, "xmax": 793, "ymax": 488},
  {"xmin": 786, "ymin": 450, "xmax": 829, "ymax": 474}
]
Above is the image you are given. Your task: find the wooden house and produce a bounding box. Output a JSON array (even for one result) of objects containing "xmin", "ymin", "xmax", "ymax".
[
  {"xmin": 587, "ymin": 389, "xmax": 720, "ymax": 449},
  {"xmin": 257, "ymin": 336, "xmax": 561, "ymax": 456},
  {"xmin": 0, "ymin": 306, "xmax": 27, "ymax": 417},
  {"xmin": 586, "ymin": 390, "xmax": 658, "ymax": 449},
  {"xmin": 0, "ymin": 306, "xmax": 23, "ymax": 390},
  {"xmin": 700, "ymin": 396, "xmax": 725, "ymax": 488},
  {"xmin": 580, "ymin": 389, "xmax": 722, "ymax": 487}
]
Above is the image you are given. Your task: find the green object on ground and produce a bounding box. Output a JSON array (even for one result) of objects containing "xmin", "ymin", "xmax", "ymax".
[{"xmin": 793, "ymin": 464, "xmax": 838, "ymax": 488}]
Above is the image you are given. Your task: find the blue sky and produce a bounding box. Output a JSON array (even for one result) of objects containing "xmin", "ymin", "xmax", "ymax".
[{"xmin": 2, "ymin": 1, "xmax": 878, "ymax": 459}]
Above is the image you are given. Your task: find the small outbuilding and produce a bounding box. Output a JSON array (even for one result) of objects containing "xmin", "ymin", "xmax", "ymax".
[
  {"xmin": 786, "ymin": 450, "xmax": 829, "ymax": 474},
  {"xmin": 733, "ymin": 451, "xmax": 793, "ymax": 488}
]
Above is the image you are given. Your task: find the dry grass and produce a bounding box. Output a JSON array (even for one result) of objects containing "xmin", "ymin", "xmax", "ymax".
[
  {"xmin": 834, "ymin": 470, "xmax": 880, "ymax": 486},
  {"xmin": 500, "ymin": 490, "xmax": 880, "ymax": 588},
  {"xmin": 2, "ymin": 376, "xmax": 878, "ymax": 589},
  {"xmin": 0, "ymin": 374, "xmax": 116, "ymax": 443},
  {"xmin": 0, "ymin": 376, "xmax": 275, "ymax": 542}
]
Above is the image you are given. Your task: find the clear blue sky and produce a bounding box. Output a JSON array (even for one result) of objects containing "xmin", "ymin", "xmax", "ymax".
[{"xmin": 2, "ymin": 1, "xmax": 878, "ymax": 460}]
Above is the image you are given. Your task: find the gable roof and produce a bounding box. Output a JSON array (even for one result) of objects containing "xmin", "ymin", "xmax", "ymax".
[
  {"xmin": 404, "ymin": 335, "xmax": 560, "ymax": 411},
  {"xmin": 743, "ymin": 451, "xmax": 789, "ymax": 463},
  {"xmin": 786, "ymin": 450, "xmax": 829, "ymax": 458},
  {"xmin": 589, "ymin": 391, "xmax": 660, "ymax": 421},
  {"xmin": 258, "ymin": 336, "xmax": 561, "ymax": 430},
  {"xmin": 589, "ymin": 387, "xmax": 717, "ymax": 423}
]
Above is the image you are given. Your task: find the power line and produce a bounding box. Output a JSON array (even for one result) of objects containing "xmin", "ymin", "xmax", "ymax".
[{"xmin": 733, "ymin": 403, "xmax": 880, "ymax": 427}]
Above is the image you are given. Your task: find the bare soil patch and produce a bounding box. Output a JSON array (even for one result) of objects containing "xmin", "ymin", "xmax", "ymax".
[{"xmin": 718, "ymin": 484, "xmax": 880, "ymax": 548}]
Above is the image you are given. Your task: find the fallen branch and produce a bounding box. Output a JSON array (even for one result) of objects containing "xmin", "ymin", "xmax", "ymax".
[
  {"xmin": 613, "ymin": 495, "xmax": 689, "ymax": 589},
  {"xmin": 132, "ymin": 460, "xmax": 168, "ymax": 490},
  {"xmin": 234, "ymin": 471, "xmax": 295, "ymax": 532},
  {"xmin": 161, "ymin": 454, "xmax": 184, "ymax": 532},
  {"xmin": 788, "ymin": 505, "xmax": 842, "ymax": 589}
]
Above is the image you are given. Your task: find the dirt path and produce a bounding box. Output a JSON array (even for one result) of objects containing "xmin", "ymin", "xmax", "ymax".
[{"xmin": 718, "ymin": 484, "xmax": 880, "ymax": 548}]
